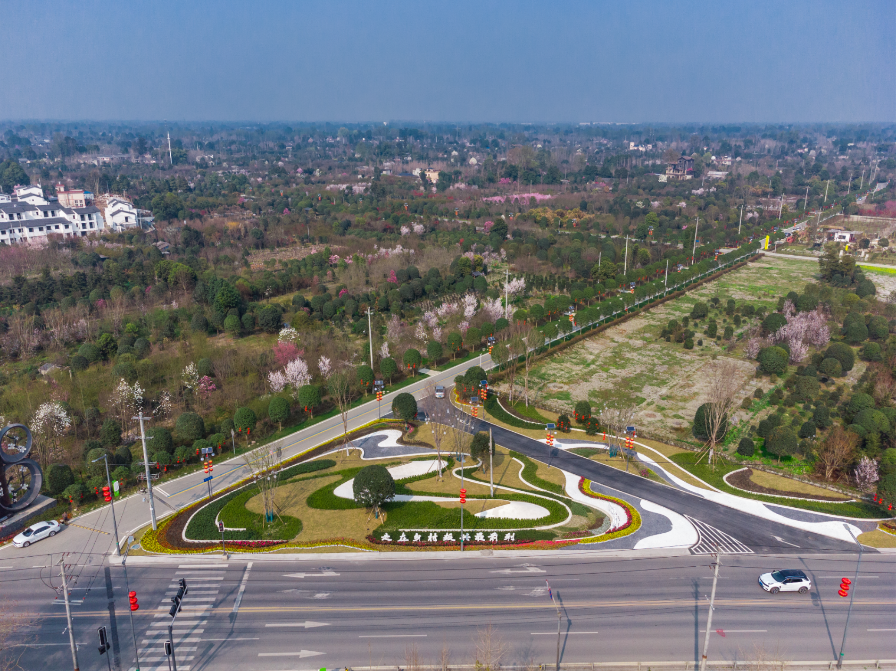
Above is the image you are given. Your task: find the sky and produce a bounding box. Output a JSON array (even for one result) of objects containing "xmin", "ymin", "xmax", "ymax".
[{"xmin": 3, "ymin": 0, "xmax": 894, "ymax": 123}]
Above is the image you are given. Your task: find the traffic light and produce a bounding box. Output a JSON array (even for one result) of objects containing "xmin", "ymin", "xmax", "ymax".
[
  {"xmin": 97, "ymin": 625, "xmax": 111, "ymax": 655},
  {"xmin": 129, "ymin": 591, "xmax": 139, "ymax": 611},
  {"xmin": 838, "ymin": 577, "xmax": 851, "ymax": 598},
  {"xmin": 102, "ymin": 486, "xmax": 112, "ymax": 502},
  {"xmin": 459, "ymin": 488, "xmax": 466, "ymax": 504},
  {"xmin": 169, "ymin": 578, "xmax": 188, "ymax": 617}
]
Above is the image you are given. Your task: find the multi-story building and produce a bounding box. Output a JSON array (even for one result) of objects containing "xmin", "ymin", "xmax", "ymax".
[
  {"xmin": 102, "ymin": 196, "xmax": 153, "ymax": 232},
  {"xmin": 55, "ymin": 183, "xmax": 93, "ymax": 208},
  {"xmin": 0, "ymin": 185, "xmax": 104, "ymax": 244}
]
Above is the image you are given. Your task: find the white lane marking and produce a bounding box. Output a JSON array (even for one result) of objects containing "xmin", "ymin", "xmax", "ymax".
[
  {"xmin": 177, "ymin": 564, "xmax": 228, "ymax": 568},
  {"xmin": 258, "ymin": 651, "xmax": 325, "ymax": 658},
  {"xmin": 490, "ymin": 564, "xmax": 544, "ymax": 574},
  {"xmin": 54, "ymin": 600, "xmax": 83, "ymax": 605},
  {"xmin": 700, "ymin": 629, "xmax": 768, "ymax": 633},
  {"xmin": 141, "ymin": 657, "xmax": 195, "ymax": 662},
  {"xmin": 282, "ymin": 571, "xmax": 339, "ymax": 578},
  {"xmin": 265, "ymin": 622, "xmax": 330, "ymax": 628},
  {"xmin": 142, "ymin": 638, "xmax": 202, "ymax": 643},
  {"xmin": 232, "ymin": 561, "xmax": 252, "ymax": 613},
  {"xmin": 531, "ymin": 631, "xmax": 599, "ymax": 635},
  {"xmin": 203, "ymin": 637, "xmax": 260, "ymax": 641},
  {"xmin": 869, "ymin": 628, "xmax": 896, "ymax": 631},
  {"xmin": 773, "ymin": 535, "xmax": 800, "ymax": 548},
  {"xmin": 358, "ymin": 634, "xmax": 427, "ymax": 638},
  {"xmin": 149, "ymin": 622, "xmax": 205, "ymax": 627},
  {"xmin": 139, "ymin": 647, "xmax": 198, "ymax": 654},
  {"xmin": 173, "ymin": 574, "xmax": 224, "ymax": 579}
]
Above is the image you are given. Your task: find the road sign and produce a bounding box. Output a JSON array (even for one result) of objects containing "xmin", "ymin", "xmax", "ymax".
[
  {"xmin": 203, "ymin": 475, "xmax": 213, "ymax": 483},
  {"xmin": 626, "ymin": 425, "xmax": 636, "ymax": 433}
]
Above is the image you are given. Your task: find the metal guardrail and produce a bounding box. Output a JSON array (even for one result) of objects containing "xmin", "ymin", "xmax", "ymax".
[{"xmin": 343, "ymin": 661, "xmax": 896, "ymax": 671}]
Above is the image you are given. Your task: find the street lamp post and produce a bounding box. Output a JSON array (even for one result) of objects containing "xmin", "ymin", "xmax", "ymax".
[
  {"xmin": 837, "ymin": 525, "xmax": 864, "ymax": 669},
  {"xmin": 699, "ymin": 552, "xmax": 721, "ymax": 671},
  {"xmin": 134, "ymin": 412, "xmax": 157, "ymax": 531},
  {"xmin": 120, "ymin": 536, "xmax": 141, "ymax": 671},
  {"xmin": 92, "ymin": 453, "xmax": 121, "ymax": 556}
]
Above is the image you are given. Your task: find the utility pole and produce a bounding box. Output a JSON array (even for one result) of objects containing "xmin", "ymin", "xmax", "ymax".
[
  {"xmin": 121, "ymin": 536, "xmax": 141, "ymax": 671},
  {"xmin": 167, "ymin": 132, "xmax": 173, "ymax": 165},
  {"xmin": 504, "ymin": 268, "xmax": 509, "ymax": 320},
  {"xmin": 859, "ymin": 169, "xmax": 865, "ymax": 192},
  {"xmin": 837, "ymin": 525, "xmax": 864, "ymax": 669},
  {"xmin": 623, "ymin": 235, "xmax": 628, "ymax": 274},
  {"xmin": 94, "ymin": 453, "xmax": 121, "ymax": 556},
  {"xmin": 60, "ymin": 557, "xmax": 80, "ymax": 671},
  {"xmin": 134, "ymin": 412, "xmax": 157, "ymax": 530},
  {"xmin": 459, "ymin": 450, "xmax": 465, "ymax": 552},
  {"xmin": 847, "ymin": 172, "xmax": 852, "ymax": 195},
  {"xmin": 699, "ymin": 552, "xmax": 721, "ymax": 671},
  {"xmin": 692, "ymin": 217, "xmax": 699, "ymax": 263},
  {"xmin": 824, "ymin": 179, "xmax": 830, "ymax": 203},
  {"xmin": 737, "ymin": 205, "xmax": 743, "ymax": 236},
  {"xmin": 804, "ymin": 186, "xmax": 809, "ymax": 213},
  {"xmin": 367, "ymin": 307, "xmax": 375, "ymax": 369},
  {"xmin": 664, "ymin": 259, "xmax": 669, "ymax": 294}
]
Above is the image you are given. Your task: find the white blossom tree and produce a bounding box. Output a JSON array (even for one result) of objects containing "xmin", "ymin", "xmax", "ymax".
[{"xmin": 30, "ymin": 402, "xmax": 71, "ymax": 465}]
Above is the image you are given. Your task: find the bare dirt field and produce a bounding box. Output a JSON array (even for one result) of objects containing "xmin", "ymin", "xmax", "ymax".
[{"xmin": 508, "ymin": 256, "xmax": 821, "ymax": 443}]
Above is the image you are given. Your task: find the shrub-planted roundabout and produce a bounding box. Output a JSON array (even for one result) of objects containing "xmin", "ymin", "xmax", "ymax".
[{"xmin": 139, "ymin": 422, "xmax": 642, "ymax": 554}]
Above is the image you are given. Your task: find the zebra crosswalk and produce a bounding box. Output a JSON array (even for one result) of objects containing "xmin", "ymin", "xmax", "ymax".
[
  {"xmin": 128, "ymin": 565, "xmax": 232, "ymax": 671},
  {"xmin": 686, "ymin": 516, "xmax": 754, "ymax": 555}
]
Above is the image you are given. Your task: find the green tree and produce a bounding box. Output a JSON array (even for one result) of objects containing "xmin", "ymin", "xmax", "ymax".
[
  {"xmin": 762, "ymin": 312, "xmax": 787, "ymax": 335},
  {"xmin": 268, "ymin": 396, "xmax": 289, "ymax": 430},
  {"xmin": 357, "ymin": 364, "xmax": 375, "ymax": 390},
  {"xmin": 213, "ymin": 282, "xmax": 241, "ymax": 313},
  {"xmin": 403, "ymin": 348, "xmax": 422, "ymax": 376},
  {"xmin": 0, "ymin": 159, "xmax": 29, "ymax": 194},
  {"xmin": 766, "ymin": 426, "xmax": 798, "ymax": 462},
  {"xmin": 446, "ymin": 332, "xmax": 463, "ymax": 357},
  {"xmin": 298, "ymin": 384, "xmax": 321, "ymax": 417},
  {"xmin": 392, "ymin": 393, "xmax": 418, "ymax": 421},
  {"xmin": 146, "ymin": 427, "xmax": 173, "ymax": 454},
  {"xmin": 426, "ymin": 340, "xmax": 443, "ymax": 362},
  {"xmin": 690, "ymin": 302, "xmax": 709, "ymax": 320},
  {"xmin": 175, "ymin": 412, "xmax": 205, "ymax": 443},
  {"xmin": 574, "ymin": 400, "xmax": 592, "ymax": 422},
  {"xmin": 85, "ymin": 447, "xmax": 114, "ymax": 477},
  {"xmin": 379, "ymin": 357, "xmax": 397, "ymax": 383},
  {"xmin": 758, "ymin": 346, "xmax": 788, "ymax": 374},
  {"xmin": 234, "ymin": 407, "xmax": 257, "ymax": 432},
  {"xmin": 46, "ymin": 463, "xmax": 75, "ymax": 495},
  {"xmin": 825, "ymin": 343, "xmax": 855, "ymax": 372},
  {"xmin": 224, "ymin": 314, "xmax": 241, "ymax": 334},
  {"xmin": 737, "ymin": 437, "xmax": 755, "ymax": 457},
  {"xmin": 470, "ymin": 431, "xmax": 493, "ymax": 471},
  {"xmin": 692, "ymin": 403, "xmax": 728, "ymax": 441},
  {"xmin": 352, "ymin": 464, "xmax": 395, "ymax": 515}
]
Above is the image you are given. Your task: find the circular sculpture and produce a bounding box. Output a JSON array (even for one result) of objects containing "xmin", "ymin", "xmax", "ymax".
[{"xmin": 0, "ymin": 424, "xmax": 43, "ymax": 514}]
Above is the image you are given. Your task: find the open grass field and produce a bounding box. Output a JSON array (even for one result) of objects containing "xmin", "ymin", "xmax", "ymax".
[
  {"xmin": 506, "ymin": 256, "xmax": 821, "ymax": 443},
  {"xmin": 745, "ymin": 469, "xmax": 850, "ymax": 500}
]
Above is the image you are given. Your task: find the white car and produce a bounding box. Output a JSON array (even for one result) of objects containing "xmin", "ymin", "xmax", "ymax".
[
  {"xmin": 13, "ymin": 520, "xmax": 62, "ymax": 548},
  {"xmin": 759, "ymin": 569, "xmax": 811, "ymax": 594},
  {"xmin": 434, "ymin": 386, "xmax": 445, "ymax": 399}
]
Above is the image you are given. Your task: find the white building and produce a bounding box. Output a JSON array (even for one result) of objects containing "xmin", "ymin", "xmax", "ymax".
[
  {"xmin": 103, "ymin": 196, "xmax": 152, "ymax": 232},
  {"xmin": 0, "ymin": 185, "xmax": 104, "ymax": 244}
]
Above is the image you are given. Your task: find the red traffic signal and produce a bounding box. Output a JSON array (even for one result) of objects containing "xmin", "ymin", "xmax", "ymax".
[
  {"xmin": 129, "ymin": 591, "xmax": 139, "ymax": 611},
  {"xmin": 460, "ymin": 488, "xmax": 466, "ymax": 504},
  {"xmin": 102, "ymin": 486, "xmax": 112, "ymax": 502}
]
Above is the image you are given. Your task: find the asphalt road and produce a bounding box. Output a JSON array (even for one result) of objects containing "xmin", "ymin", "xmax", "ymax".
[
  {"xmin": 479, "ymin": 418, "xmax": 865, "ymax": 554},
  {"xmin": 4, "ymin": 553, "xmax": 894, "ymax": 671}
]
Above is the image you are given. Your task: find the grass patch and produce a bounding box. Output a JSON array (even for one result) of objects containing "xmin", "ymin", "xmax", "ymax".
[
  {"xmin": 669, "ymin": 453, "xmax": 880, "ymax": 518},
  {"xmin": 746, "ymin": 469, "xmax": 850, "ymax": 500},
  {"xmin": 511, "ymin": 451, "xmax": 565, "ymax": 495},
  {"xmin": 857, "ymin": 530, "xmax": 896, "ymax": 548},
  {"xmin": 220, "ymin": 489, "xmax": 302, "ymax": 540},
  {"xmin": 484, "ymin": 395, "xmax": 544, "ymax": 429}
]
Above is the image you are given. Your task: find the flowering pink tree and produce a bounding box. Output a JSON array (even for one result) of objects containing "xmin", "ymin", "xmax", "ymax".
[
  {"xmin": 197, "ymin": 376, "xmax": 217, "ymax": 401},
  {"xmin": 273, "ymin": 341, "xmax": 301, "ymax": 367},
  {"xmin": 285, "ymin": 358, "xmax": 312, "ymax": 391},
  {"xmin": 387, "ymin": 269, "xmax": 399, "ymax": 284}
]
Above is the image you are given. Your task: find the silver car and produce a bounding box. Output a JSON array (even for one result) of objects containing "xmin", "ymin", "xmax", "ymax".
[
  {"xmin": 13, "ymin": 520, "xmax": 62, "ymax": 548},
  {"xmin": 434, "ymin": 385, "xmax": 445, "ymax": 399}
]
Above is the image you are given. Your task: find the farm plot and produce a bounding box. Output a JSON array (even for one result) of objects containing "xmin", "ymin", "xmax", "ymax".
[{"xmin": 514, "ymin": 256, "xmax": 819, "ymax": 443}]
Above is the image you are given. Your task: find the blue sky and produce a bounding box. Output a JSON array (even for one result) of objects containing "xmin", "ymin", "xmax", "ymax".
[{"xmin": 4, "ymin": 0, "xmax": 894, "ymax": 122}]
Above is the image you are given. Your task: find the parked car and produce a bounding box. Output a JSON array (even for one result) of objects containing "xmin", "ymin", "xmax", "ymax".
[
  {"xmin": 13, "ymin": 520, "xmax": 62, "ymax": 548},
  {"xmin": 434, "ymin": 385, "xmax": 445, "ymax": 399},
  {"xmin": 759, "ymin": 569, "xmax": 811, "ymax": 594}
]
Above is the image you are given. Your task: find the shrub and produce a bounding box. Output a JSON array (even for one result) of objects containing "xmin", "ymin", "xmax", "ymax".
[
  {"xmin": 70, "ymin": 355, "xmax": 88, "ymax": 372},
  {"xmin": 426, "ymin": 340, "xmax": 443, "ymax": 362},
  {"xmin": 152, "ymin": 451, "xmax": 172, "ymax": 468},
  {"xmin": 78, "ymin": 343, "xmax": 100, "ymax": 363},
  {"xmin": 705, "ymin": 321, "xmax": 718, "ymax": 338},
  {"xmin": 854, "ymin": 408, "xmax": 890, "ymax": 435},
  {"xmin": 758, "ymin": 346, "xmax": 788, "ymax": 374},
  {"xmin": 691, "ymin": 302, "xmax": 709, "ymax": 319},
  {"xmin": 861, "ymin": 342, "xmax": 882, "ymax": 362},
  {"xmin": 766, "ymin": 426, "xmax": 798, "ymax": 461},
  {"xmin": 112, "ymin": 361, "xmax": 138, "ymax": 384},
  {"xmin": 737, "ymin": 437, "xmax": 755, "ymax": 457},
  {"xmin": 114, "ymin": 445, "xmax": 132, "ymax": 466},
  {"xmin": 100, "ymin": 419, "xmax": 122, "ymax": 448},
  {"xmin": 756, "ymin": 413, "xmax": 783, "ymax": 438},
  {"xmin": 693, "ymin": 403, "xmax": 728, "ymax": 441},
  {"xmin": 844, "ymin": 320, "xmax": 869, "ymax": 344},
  {"xmin": 173, "ymin": 445, "xmax": 193, "ymax": 464},
  {"xmin": 63, "ymin": 482, "xmax": 89, "ymax": 504},
  {"xmin": 224, "ymin": 314, "xmax": 241, "ymax": 334},
  {"xmin": 868, "ymin": 315, "xmax": 889, "ymax": 340},
  {"xmin": 847, "ymin": 393, "xmax": 875, "ymax": 420},
  {"xmin": 825, "ymin": 343, "xmax": 855, "ymax": 373},
  {"xmin": 46, "ymin": 463, "xmax": 75, "ymax": 495},
  {"xmin": 133, "ymin": 338, "xmax": 151, "ymax": 358},
  {"xmin": 241, "ymin": 312, "xmax": 256, "ymax": 331},
  {"xmin": 753, "ymin": 388, "xmax": 764, "ymax": 399},
  {"xmin": 175, "ymin": 412, "xmax": 205, "ymax": 443},
  {"xmin": 197, "ymin": 358, "xmax": 213, "ymax": 377},
  {"xmin": 392, "ymin": 393, "xmax": 418, "ymax": 421},
  {"xmin": 353, "ymin": 464, "xmax": 395, "ymax": 513},
  {"xmin": 574, "ymin": 400, "xmax": 592, "ymax": 422},
  {"xmin": 684, "ymin": 338, "xmax": 694, "ymax": 349},
  {"xmin": 146, "ymin": 427, "xmax": 173, "ymax": 454},
  {"xmin": 234, "ymin": 407, "xmax": 257, "ymax": 432},
  {"xmin": 85, "ymin": 447, "xmax": 114, "ymax": 477},
  {"xmin": 557, "ymin": 414, "xmax": 571, "ymax": 432},
  {"xmin": 190, "ymin": 313, "xmax": 209, "ymax": 333},
  {"xmin": 819, "ymin": 357, "xmax": 842, "ymax": 377},
  {"xmin": 856, "ymin": 279, "xmax": 876, "ymax": 298},
  {"xmin": 793, "ymin": 375, "xmax": 819, "ymax": 402},
  {"xmin": 112, "ymin": 466, "xmax": 130, "ymax": 483}
]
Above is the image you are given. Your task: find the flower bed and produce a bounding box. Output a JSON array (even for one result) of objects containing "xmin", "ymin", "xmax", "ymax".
[{"xmin": 578, "ymin": 478, "xmax": 641, "ymax": 536}]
